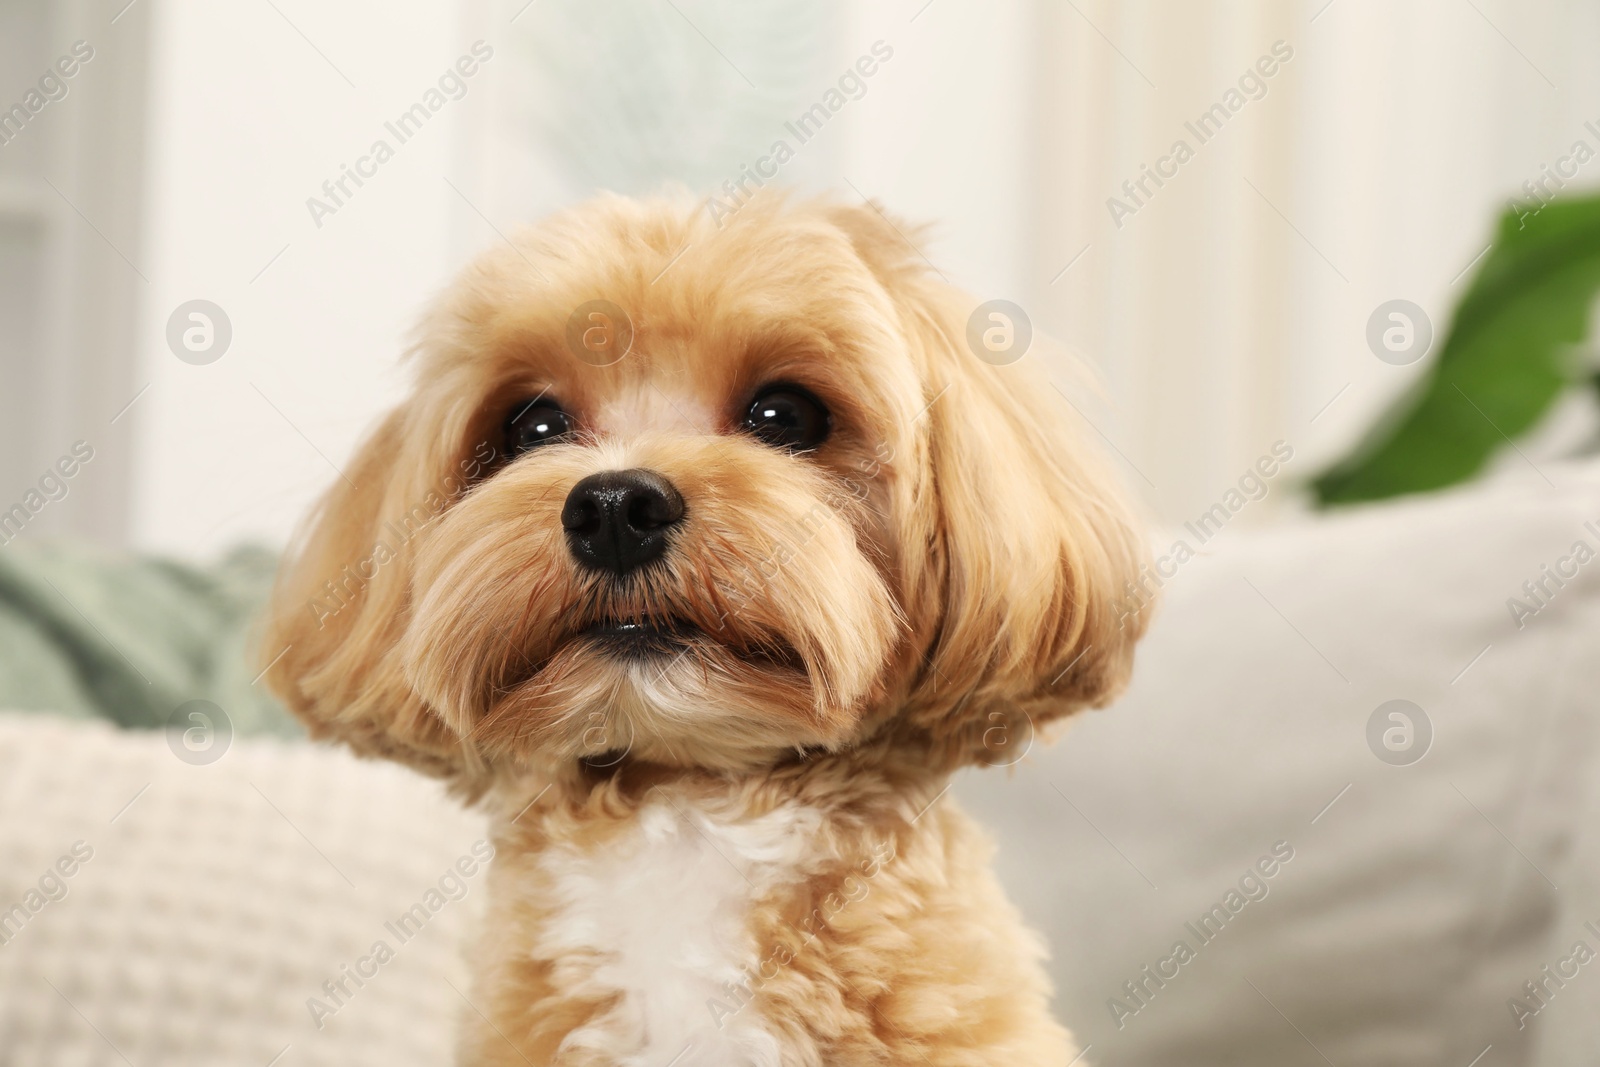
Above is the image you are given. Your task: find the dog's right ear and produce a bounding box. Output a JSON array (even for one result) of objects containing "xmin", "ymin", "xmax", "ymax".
[{"xmin": 259, "ymin": 405, "xmax": 487, "ymax": 790}]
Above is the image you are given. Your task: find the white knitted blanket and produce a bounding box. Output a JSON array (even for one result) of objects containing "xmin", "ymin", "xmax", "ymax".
[{"xmin": 0, "ymin": 712, "xmax": 487, "ymax": 1067}]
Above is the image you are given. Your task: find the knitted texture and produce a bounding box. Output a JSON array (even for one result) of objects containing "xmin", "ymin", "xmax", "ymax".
[{"xmin": 0, "ymin": 712, "xmax": 488, "ymax": 1066}]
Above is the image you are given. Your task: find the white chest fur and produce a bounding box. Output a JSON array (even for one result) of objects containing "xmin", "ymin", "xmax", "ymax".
[{"xmin": 532, "ymin": 793, "xmax": 824, "ymax": 1067}]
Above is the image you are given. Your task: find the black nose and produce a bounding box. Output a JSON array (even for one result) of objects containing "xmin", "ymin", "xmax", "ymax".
[{"xmin": 562, "ymin": 469, "xmax": 685, "ymax": 575}]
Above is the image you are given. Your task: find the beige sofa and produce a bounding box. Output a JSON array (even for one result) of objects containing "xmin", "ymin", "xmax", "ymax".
[{"xmin": 3, "ymin": 463, "xmax": 1598, "ymax": 1065}]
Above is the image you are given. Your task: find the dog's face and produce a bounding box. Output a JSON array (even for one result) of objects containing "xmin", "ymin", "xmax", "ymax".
[{"xmin": 263, "ymin": 193, "xmax": 1148, "ymax": 785}]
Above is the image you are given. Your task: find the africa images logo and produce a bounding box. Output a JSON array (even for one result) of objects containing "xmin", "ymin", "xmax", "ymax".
[
  {"xmin": 0, "ymin": 40, "xmax": 95, "ymax": 148},
  {"xmin": 304, "ymin": 42, "xmax": 494, "ymax": 229},
  {"xmin": 705, "ymin": 41, "xmax": 894, "ymax": 228},
  {"xmin": 1105, "ymin": 40, "xmax": 1294, "ymax": 229}
]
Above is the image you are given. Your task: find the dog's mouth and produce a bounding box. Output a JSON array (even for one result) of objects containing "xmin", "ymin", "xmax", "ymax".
[
  {"xmin": 578, "ymin": 615, "xmax": 701, "ymax": 657},
  {"xmin": 568, "ymin": 611, "xmax": 808, "ymax": 676}
]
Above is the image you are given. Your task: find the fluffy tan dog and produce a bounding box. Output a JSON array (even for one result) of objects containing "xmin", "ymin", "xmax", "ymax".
[{"xmin": 263, "ymin": 191, "xmax": 1149, "ymax": 1066}]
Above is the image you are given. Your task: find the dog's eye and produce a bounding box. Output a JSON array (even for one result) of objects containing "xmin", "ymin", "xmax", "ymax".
[
  {"xmin": 505, "ymin": 399, "xmax": 573, "ymax": 455},
  {"xmin": 743, "ymin": 387, "xmax": 830, "ymax": 452}
]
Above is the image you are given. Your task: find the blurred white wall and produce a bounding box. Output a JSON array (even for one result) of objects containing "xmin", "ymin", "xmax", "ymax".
[
  {"xmin": 131, "ymin": 0, "xmax": 480, "ymax": 554},
  {"xmin": 115, "ymin": 0, "xmax": 1600, "ymax": 557}
]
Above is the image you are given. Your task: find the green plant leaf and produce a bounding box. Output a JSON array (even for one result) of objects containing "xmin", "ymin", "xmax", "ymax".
[{"xmin": 1313, "ymin": 194, "xmax": 1600, "ymax": 506}]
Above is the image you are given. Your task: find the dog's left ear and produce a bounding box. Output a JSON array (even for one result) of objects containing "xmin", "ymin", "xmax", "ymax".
[{"xmin": 824, "ymin": 202, "xmax": 1152, "ymax": 761}]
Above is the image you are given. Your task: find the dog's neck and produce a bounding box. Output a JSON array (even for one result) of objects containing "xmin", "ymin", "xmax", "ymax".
[
  {"xmin": 469, "ymin": 740, "xmax": 947, "ymax": 1066},
  {"xmin": 458, "ymin": 723, "xmax": 1078, "ymax": 1066},
  {"xmin": 491, "ymin": 730, "xmax": 953, "ymax": 833}
]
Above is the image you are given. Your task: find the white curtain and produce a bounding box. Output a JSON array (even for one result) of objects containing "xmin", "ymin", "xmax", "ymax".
[{"xmin": 1021, "ymin": 0, "xmax": 1600, "ymax": 525}]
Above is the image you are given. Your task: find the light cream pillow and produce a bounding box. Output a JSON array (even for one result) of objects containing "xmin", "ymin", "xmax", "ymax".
[
  {"xmin": 1529, "ymin": 733, "xmax": 1600, "ymax": 1066},
  {"xmin": 0, "ymin": 712, "xmax": 487, "ymax": 1067},
  {"xmin": 955, "ymin": 463, "xmax": 1600, "ymax": 1067}
]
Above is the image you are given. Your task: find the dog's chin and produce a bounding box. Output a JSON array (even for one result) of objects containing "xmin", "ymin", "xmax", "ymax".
[{"xmin": 467, "ymin": 614, "xmax": 843, "ymax": 775}]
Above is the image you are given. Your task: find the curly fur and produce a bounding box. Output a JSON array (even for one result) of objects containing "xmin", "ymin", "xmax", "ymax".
[{"xmin": 261, "ymin": 190, "xmax": 1150, "ymax": 1065}]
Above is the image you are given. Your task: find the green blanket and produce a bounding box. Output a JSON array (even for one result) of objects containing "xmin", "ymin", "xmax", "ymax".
[{"xmin": 0, "ymin": 541, "xmax": 299, "ymax": 736}]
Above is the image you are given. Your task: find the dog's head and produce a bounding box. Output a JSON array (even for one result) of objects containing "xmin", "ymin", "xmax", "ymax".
[{"xmin": 261, "ymin": 192, "xmax": 1149, "ymax": 788}]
